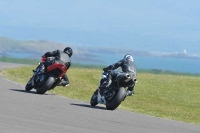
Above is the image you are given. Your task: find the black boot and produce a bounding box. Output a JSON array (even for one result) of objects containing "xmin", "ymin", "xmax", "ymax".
[{"xmin": 126, "ymin": 86, "xmax": 134, "ymax": 96}]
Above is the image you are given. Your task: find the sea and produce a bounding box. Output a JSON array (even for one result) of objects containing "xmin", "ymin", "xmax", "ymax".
[
  {"xmin": 95, "ymin": 53, "xmax": 200, "ymax": 74},
  {"xmin": 5, "ymin": 52, "xmax": 200, "ymax": 74}
]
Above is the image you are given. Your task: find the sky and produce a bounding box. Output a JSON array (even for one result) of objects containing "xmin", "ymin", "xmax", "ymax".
[{"xmin": 0, "ymin": 0, "xmax": 200, "ymax": 54}]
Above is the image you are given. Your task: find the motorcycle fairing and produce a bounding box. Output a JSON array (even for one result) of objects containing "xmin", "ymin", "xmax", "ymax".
[{"xmin": 46, "ymin": 61, "xmax": 67, "ymax": 77}]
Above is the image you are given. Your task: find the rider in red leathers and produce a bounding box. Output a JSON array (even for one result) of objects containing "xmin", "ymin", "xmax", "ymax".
[{"xmin": 38, "ymin": 47, "xmax": 73, "ymax": 87}]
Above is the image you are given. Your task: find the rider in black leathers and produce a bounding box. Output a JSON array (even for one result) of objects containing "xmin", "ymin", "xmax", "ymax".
[
  {"xmin": 38, "ymin": 47, "xmax": 73, "ymax": 87},
  {"xmin": 102, "ymin": 54, "xmax": 137, "ymax": 96}
]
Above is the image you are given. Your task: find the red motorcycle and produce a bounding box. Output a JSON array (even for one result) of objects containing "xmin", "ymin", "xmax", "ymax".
[{"xmin": 25, "ymin": 57, "xmax": 68, "ymax": 94}]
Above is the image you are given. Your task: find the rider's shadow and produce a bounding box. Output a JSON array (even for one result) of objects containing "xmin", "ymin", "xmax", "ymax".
[{"xmin": 70, "ymin": 103, "xmax": 107, "ymax": 110}]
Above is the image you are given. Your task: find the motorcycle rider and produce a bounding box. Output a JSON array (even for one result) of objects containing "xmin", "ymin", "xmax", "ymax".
[
  {"xmin": 102, "ymin": 54, "xmax": 137, "ymax": 96},
  {"xmin": 37, "ymin": 47, "xmax": 73, "ymax": 87}
]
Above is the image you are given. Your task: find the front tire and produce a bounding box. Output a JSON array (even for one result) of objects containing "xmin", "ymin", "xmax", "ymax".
[
  {"xmin": 25, "ymin": 78, "xmax": 33, "ymax": 91},
  {"xmin": 106, "ymin": 87, "xmax": 126, "ymax": 110},
  {"xmin": 36, "ymin": 76, "xmax": 55, "ymax": 94},
  {"xmin": 90, "ymin": 89, "xmax": 98, "ymax": 106}
]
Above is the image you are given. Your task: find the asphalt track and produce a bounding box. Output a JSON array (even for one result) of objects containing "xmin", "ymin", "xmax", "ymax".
[{"xmin": 0, "ymin": 62, "xmax": 200, "ymax": 133}]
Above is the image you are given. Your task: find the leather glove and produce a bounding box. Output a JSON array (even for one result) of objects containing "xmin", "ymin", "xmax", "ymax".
[{"xmin": 103, "ymin": 67, "xmax": 109, "ymax": 72}]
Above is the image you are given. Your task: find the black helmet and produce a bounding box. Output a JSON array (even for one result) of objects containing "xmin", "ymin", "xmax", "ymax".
[
  {"xmin": 124, "ymin": 54, "xmax": 134, "ymax": 62},
  {"xmin": 63, "ymin": 47, "xmax": 73, "ymax": 57}
]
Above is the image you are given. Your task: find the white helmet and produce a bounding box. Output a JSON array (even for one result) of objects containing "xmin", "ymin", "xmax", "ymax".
[{"xmin": 124, "ymin": 54, "xmax": 134, "ymax": 62}]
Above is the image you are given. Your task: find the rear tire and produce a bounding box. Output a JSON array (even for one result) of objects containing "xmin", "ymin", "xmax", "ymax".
[
  {"xmin": 90, "ymin": 89, "xmax": 98, "ymax": 106},
  {"xmin": 50, "ymin": 79, "xmax": 61, "ymax": 90},
  {"xmin": 36, "ymin": 76, "xmax": 55, "ymax": 94},
  {"xmin": 106, "ymin": 87, "xmax": 126, "ymax": 110}
]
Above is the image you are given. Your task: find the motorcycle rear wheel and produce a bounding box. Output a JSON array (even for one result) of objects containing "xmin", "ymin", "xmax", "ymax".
[
  {"xmin": 106, "ymin": 87, "xmax": 126, "ymax": 110},
  {"xmin": 90, "ymin": 89, "xmax": 98, "ymax": 106},
  {"xmin": 36, "ymin": 76, "xmax": 55, "ymax": 94}
]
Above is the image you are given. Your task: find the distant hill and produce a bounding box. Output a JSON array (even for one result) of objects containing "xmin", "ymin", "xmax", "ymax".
[
  {"xmin": 0, "ymin": 36, "xmax": 103, "ymax": 64},
  {"xmin": 0, "ymin": 36, "xmax": 67, "ymax": 54},
  {"xmin": 0, "ymin": 36, "xmax": 199, "ymax": 66}
]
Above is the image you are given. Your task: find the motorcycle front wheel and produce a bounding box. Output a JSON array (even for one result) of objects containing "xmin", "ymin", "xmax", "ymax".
[
  {"xmin": 25, "ymin": 78, "xmax": 33, "ymax": 91},
  {"xmin": 90, "ymin": 89, "xmax": 98, "ymax": 106}
]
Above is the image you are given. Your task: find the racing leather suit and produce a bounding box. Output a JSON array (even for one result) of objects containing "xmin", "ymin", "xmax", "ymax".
[
  {"xmin": 103, "ymin": 59, "xmax": 137, "ymax": 95},
  {"xmin": 41, "ymin": 50, "xmax": 71, "ymax": 86}
]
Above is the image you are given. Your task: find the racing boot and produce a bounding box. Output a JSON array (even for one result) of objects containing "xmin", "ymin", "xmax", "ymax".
[{"xmin": 126, "ymin": 86, "xmax": 134, "ymax": 96}]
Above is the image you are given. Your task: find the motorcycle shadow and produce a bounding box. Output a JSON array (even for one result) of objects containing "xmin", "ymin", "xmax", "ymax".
[
  {"xmin": 70, "ymin": 103, "xmax": 107, "ymax": 110},
  {"xmin": 9, "ymin": 89, "xmax": 50, "ymax": 95}
]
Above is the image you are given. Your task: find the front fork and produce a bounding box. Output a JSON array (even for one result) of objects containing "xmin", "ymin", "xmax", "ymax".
[{"xmin": 97, "ymin": 88, "xmax": 107, "ymax": 104}]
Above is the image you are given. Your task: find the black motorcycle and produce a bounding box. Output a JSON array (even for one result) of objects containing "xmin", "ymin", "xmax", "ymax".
[{"xmin": 90, "ymin": 70, "xmax": 137, "ymax": 110}]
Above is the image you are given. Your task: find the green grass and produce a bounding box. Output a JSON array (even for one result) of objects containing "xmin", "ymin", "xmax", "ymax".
[
  {"xmin": 2, "ymin": 66, "xmax": 200, "ymax": 125},
  {"xmin": 0, "ymin": 56, "xmax": 39, "ymax": 65}
]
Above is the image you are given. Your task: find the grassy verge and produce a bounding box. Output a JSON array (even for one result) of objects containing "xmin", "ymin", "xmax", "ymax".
[
  {"xmin": 2, "ymin": 65, "xmax": 200, "ymax": 125},
  {"xmin": 0, "ymin": 56, "xmax": 39, "ymax": 65}
]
